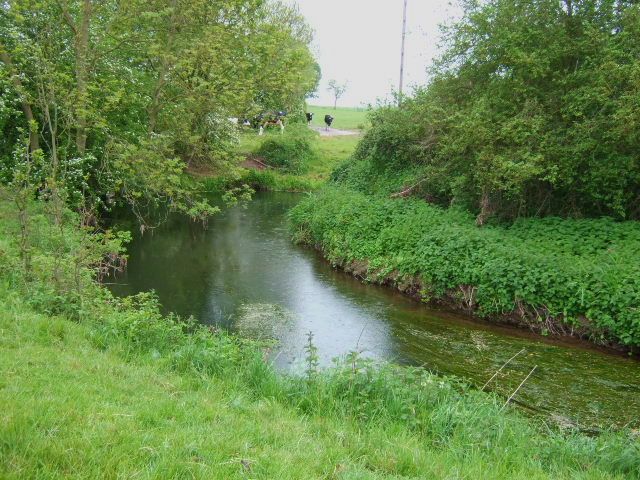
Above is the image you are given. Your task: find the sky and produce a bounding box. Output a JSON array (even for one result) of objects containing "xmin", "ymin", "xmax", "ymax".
[{"xmin": 285, "ymin": 0, "xmax": 462, "ymax": 107}]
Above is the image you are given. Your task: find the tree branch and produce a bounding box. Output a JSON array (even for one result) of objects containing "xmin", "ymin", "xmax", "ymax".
[{"xmin": 57, "ymin": 0, "xmax": 78, "ymax": 35}]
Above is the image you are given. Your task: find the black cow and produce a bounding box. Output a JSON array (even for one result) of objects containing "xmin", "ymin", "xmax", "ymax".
[
  {"xmin": 324, "ymin": 114, "xmax": 334, "ymax": 130},
  {"xmin": 306, "ymin": 112, "xmax": 314, "ymax": 125}
]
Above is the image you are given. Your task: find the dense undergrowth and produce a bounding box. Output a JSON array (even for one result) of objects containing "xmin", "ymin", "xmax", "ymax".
[
  {"xmin": 289, "ymin": 188, "xmax": 640, "ymax": 349},
  {"xmin": 1, "ymin": 197, "xmax": 640, "ymax": 478},
  {"xmin": 254, "ymin": 125, "xmax": 318, "ymax": 174}
]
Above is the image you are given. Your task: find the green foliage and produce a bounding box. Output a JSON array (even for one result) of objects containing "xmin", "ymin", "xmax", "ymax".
[
  {"xmin": 346, "ymin": 0, "xmax": 640, "ymax": 221},
  {"xmin": 290, "ymin": 187, "xmax": 640, "ymax": 347},
  {"xmin": 254, "ymin": 125, "xmax": 317, "ymax": 173},
  {"xmin": 0, "ymin": 0, "xmax": 319, "ymax": 222}
]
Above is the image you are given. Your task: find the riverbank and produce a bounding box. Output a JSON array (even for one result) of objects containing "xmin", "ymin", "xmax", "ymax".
[
  {"xmin": 201, "ymin": 107, "xmax": 367, "ymax": 194},
  {"xmin": 289, "ymin": 187, "xmax": 640, "ymax": 351},
  {"xmin": 2, "ymin": 196, "xmax": 639, "ymax": 478}
]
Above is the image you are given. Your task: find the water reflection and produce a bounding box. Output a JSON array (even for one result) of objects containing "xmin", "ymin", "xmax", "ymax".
[{"xmin": 110, "ymin": 192, "xmax": 640, "ymax": 427}]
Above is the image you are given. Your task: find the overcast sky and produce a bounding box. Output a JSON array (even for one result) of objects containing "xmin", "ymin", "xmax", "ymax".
[{"xmin": 285, "ymin": 0, "xmax": 462, "ymax": 107}]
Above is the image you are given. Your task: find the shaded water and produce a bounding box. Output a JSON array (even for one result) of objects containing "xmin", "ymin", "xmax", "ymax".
[{"xmin": 110, "ymin": 192, "xmax": 640, "ymax": 428}]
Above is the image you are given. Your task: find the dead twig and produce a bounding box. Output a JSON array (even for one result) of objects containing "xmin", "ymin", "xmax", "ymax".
[
  {"xmin": 481, "ymin": 348, "xmax": 525, "ymax": 391},
  {"xmin": 501, "ymin": 365, "xmax": 538, "ymax": 411}
]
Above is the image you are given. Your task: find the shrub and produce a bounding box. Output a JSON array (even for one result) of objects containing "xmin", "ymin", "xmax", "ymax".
[{"xmin": 254, "ymin": 125, "xmax": 317, "ymax": 173}]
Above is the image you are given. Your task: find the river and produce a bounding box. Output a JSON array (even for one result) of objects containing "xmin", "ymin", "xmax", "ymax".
[{"xmin": 109, "ymin": 192, "xmax": 640, "ymax": 428}]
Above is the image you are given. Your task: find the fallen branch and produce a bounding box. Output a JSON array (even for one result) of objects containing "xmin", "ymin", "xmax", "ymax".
[{"xmin": 390, "ymin": 178, "xmax": 428, "ymax": 198}]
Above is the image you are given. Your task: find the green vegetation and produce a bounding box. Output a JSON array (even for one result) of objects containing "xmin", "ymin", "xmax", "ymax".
[
  {"xmin": 1, "ymin": 0, "xmax": 639, "ymax": 477},
  {"xmin": 308, "ymin": 105, "xmax": 371, "ymax": 131},
  {"xmin": 350, "ymin": 0, "xmax": 640, "ymax": 222},
  {"xmin": 0, "ymin": 0, "xmax": 319, "ymax": 223},
  {"xmin": 295, "ymin": 0, "xmax": 640, "ymax": 348},
  {"xmin": 254, "ymin": 125, "xmax": 318, "ymax": 174},
  {"xmin": 1, "ymin": 196, "xmax": 639, "ymax": 479},
  {"xmin": 230, "ymin": 124, "xmax": 362, "ymax": 192},
  {"xmin": 290, "ymin": 188, "xmax": 640, "ymax": 348}
]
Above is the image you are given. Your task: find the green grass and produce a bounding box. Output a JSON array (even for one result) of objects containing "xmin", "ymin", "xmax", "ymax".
[
  {"xmin": 228, "ymin": 126, "xmax": 362, "ymax": 192},
  {"xmin": 2, "ymin": 294, "xmax": 637, "ymax": 480},
  {"xmin": 307, "ymin": 105, "xmax": 371, "ymax": 131},
  {"xmin": 1, "ymin": 196, "xmax": 639, "ymax": 479}
]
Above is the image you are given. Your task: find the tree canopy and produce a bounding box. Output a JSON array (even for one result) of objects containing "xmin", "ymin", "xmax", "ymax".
[
  {"xmin": 0, "ymin": 0, "xmax": 319, "ymax": 220},
  {"xmin": 350, "ymin": 0, "xmax": 640, "ymax": 221}
]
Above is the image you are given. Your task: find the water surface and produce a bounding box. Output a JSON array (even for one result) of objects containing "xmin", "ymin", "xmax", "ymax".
[{"xmin": 110, "ymin": 192, "xmax": 640, "ymax": 428}]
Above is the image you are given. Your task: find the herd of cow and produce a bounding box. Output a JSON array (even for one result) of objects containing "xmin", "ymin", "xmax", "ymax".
[{"xmin": 230, "ymin": 111, "xmax": 334, "ymax": 135}]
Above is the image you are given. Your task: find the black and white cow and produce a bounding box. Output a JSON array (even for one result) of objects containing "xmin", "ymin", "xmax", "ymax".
[
  {"xmin": 324, "ymin": 114, "xmax": 334, "ymax": 130},
  {"xmin": 306, "ymin": 112, "xmax": 314, "ymax": 125},
  {"xmin": 255, "ymin": 111, "xmax": 287, "ymax": 135}
]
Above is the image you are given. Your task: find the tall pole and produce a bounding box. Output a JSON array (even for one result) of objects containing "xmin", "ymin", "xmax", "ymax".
[{"xmin": 399, "ymin": 0, "xmax": 408, "ymax": 105}]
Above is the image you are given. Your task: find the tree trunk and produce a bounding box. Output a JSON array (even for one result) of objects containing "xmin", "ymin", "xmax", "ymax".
[
  {"xmin": 0, "ymin": 49, "xmax": 40, "ymax": 152},
  {"xmin": 475, "ymin": 189, "xmax": 492, "ymax": 226}
]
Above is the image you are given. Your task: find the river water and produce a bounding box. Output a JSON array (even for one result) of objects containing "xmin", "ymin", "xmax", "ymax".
[{"xmin": 110, "ymin": 192, "xmax": 640, "ymax": 428}]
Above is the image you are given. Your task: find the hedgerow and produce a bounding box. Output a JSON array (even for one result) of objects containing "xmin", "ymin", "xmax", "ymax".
[{"xmin": 289, "ymin": 187, "xmax": 640, "ymax": 347}]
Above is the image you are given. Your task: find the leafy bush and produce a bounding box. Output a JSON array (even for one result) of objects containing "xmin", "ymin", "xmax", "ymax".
[
  {"xmin": 254, "ymin": 125, "xmax": 317, "ymax": 173},
  {"xmin": 290, "ymin": 187, "xmax": 640, "ymax": 348},
  {"xmin": 344, "ymin": 0, "xmax": 640, "ymax": 221}
]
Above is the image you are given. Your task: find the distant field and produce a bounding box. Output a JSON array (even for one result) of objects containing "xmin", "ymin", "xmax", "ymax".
[
  {"xmin": 307, "ymin": 105, "xmax": 371, "ymax": 131},
  {"xmin": 231, "ymin": 107, "xmax": 369, "ymax": 190}
]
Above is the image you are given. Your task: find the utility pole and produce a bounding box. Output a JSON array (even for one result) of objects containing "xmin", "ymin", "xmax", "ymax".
[{"xmin": 399, "ymin": 0, "xmax": 408, "ymax": 105}]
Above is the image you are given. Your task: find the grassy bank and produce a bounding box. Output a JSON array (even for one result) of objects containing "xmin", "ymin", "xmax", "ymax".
[
  {"xmin": 289, "ymin": 187, "xmax": 640, "ymax": 349},
  {"xmin": 1, "ymin": 197, "xmax": 639, "ymax": 478},
  {"xmin": 207, "ymin": 123, "xmax": 362, "ymax": 194}
]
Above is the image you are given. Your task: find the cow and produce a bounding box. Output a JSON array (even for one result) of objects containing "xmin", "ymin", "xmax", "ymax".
[
  {"xmin": 254, "ymin": 111, "xmax": 287, "ymax": 135},
  {"xmin": 306, "ymin": 112, "xmax": 314, "ymax": 125},
  {"xmin": 324, "ymin": 114, "xmax": 334, "ymax": 130}
]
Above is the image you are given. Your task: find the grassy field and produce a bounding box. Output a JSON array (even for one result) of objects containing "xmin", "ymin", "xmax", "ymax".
[
  {"xmin": 210, "ymin": 105, "xmax": 370, "ymax": 193},
  {"xmin": 231, "ymin": 121, "xmax": 362, "ymax": 191},
  {"xmin": 307, "ymin": 105, "xmax": 371, "ymax": 131}
]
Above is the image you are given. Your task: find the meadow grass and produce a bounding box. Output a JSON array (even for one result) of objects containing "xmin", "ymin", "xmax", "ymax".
[
  {"xmin": 307, "ymin": 105, "xmax": 372, "ymax": 131},
  {"xmin": 2, "ymin": 291, "xmax": 639, "ymax": 479}
]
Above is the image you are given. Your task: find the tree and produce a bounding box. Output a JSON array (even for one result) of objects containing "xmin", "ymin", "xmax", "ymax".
[
  {"xmin": 350, "ymin": 0, "xmax": 640, "ymax": 221},
  {"xmin": 0, "ymin": 0, "xmax": 319, "ymax": 225},
  {"xmin": 327, "ymin": 79, "xmax": 348, "ymax": 109}
]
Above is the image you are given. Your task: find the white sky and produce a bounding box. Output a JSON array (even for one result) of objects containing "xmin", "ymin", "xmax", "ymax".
[{"xmin": 285, "ymin": 0, "xmax": 462, "ymax": 107}]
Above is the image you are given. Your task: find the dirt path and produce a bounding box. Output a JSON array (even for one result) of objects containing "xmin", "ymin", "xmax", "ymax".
[{"xmin": 310, "ymin": 126, "xmax": 360, "ymax": 137}]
